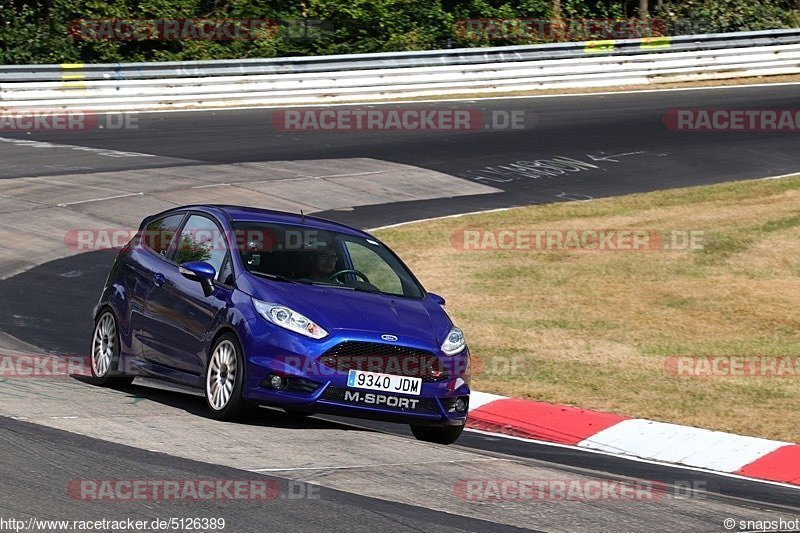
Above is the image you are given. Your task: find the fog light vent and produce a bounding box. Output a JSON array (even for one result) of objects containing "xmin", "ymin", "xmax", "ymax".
[
  {"xmin": 455, "ymin": 396, "xmax": 468, "ymax": 413},
  {"xmin": 264, "ymin": 374, "xmax": 288, "ymax": 390}
]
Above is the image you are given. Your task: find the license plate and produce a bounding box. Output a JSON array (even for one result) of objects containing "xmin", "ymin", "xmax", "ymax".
[{"xmin": 347, "ymin": 369, "xmax": 422, "ymax": 396}]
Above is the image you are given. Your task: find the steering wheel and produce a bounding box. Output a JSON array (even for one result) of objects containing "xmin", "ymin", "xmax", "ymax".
[{"xmin": 328, "ymin": 269, "xmax": 370, "ymax": 284}]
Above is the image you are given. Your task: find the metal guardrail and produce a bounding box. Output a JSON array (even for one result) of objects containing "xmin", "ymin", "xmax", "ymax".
[{"xmin": 1, "ymin": 28, "xmax": 799, "ymax": 110}]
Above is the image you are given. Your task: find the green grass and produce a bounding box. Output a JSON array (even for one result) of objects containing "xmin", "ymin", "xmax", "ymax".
[{"xmin": 375, "ymin": 174, "xmax": 800, "ymax": 442}]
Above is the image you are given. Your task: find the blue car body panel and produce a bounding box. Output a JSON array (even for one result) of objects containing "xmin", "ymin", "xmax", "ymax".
[{"xmin": 94, "ymin": 205, "xmax": 470, "ymax": 427}]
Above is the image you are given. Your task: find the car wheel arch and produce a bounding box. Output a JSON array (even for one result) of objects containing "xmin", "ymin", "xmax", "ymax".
[
  {"xmin": 94, "ymin": 303, "xmax": 114, "ymax": 323},
  {"xmin": 207, "ymin": 326, "xmax": 245, "ymax": 367}
]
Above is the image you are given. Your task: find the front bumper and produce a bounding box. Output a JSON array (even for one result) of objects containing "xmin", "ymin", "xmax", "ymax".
[{"xmin": 240, "ymin": 322, "xmax": 470, "ymax": 426}]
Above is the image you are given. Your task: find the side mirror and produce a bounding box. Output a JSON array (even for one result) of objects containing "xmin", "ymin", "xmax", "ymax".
[
  {"xmin": 428, "ymin": 292, "xmax": 446, "ymax": 306},
  {"xmin": 179, "ymin": 261, "xmax": 216, "ymax": 297}
]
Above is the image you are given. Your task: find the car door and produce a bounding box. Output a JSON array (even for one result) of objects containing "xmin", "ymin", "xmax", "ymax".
[
  {"xmin": 129, "ymin": 212, "xmax": 186, "ymax": 366},
  {"xmin": 141, "ymin": 213, "xmax": 233, "ymax": 377}
]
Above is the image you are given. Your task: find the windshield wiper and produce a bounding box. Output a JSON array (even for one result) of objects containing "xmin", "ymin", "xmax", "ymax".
[
  {"xmin": 250, "ymin": 273, "xmax": 382, "ymax": 293},
  {"xmin": 349, "ymin": 285, "xmax": 382, "ymax": 294},
  {"xmin": 308, "ymin": 281, "xmax": 355, "ymax": 290},
  {"xmin": 249, "ymin": 271, "xmax": 298, "ymax": 283},
  {"xmin": 312, "ymin": 282, "xmax": 386, "ymax": 295}
]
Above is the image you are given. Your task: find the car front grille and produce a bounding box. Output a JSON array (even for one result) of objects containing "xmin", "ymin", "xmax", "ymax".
[{"xmin": 317, "ymin": 341, "xmax": 449, "ymax": 382}]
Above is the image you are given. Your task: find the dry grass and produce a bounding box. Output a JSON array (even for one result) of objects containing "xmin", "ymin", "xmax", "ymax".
[{"xmin": 375, "ymin": 175, "xmax": 800, "ymax": 442}]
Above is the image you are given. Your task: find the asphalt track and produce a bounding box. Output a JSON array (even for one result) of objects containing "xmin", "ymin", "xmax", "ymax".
[
  {"xmin": 3, "ymin": 85, "xmax": 800, "ymax": 227},
  {"xmin": 0, "ymin": 416, "xmax": 529, "ymax": 533},
  {"xmin": 2, "ymin": 85, "xmax": 800, "ymax": 531}
]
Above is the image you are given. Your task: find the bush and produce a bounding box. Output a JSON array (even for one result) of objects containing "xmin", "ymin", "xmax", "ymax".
[{"xmin": 0, "ymin": 0, "xmax": 797, "ymax": 64}]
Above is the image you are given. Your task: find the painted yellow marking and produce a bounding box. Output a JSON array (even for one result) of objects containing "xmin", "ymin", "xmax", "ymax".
[
  {"xmin": 60, "ymin": 64, "xmax": 86, "ymax": 90},
  {"xmin": 641, "ymin": 36, "xmax": 672, "ymax": 49},
  {"xmin": 585, "ymin": 40, "xmax": 615, "ymax": 53}
]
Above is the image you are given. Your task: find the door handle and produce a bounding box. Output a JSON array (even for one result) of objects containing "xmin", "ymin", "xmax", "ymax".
[{"xmin": 153, "ymin": 273, "xmax": 166, "ymax": 287}]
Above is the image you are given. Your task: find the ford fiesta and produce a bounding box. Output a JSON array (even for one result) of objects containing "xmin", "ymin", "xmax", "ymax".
[{"xmin": 90, "ymin": 205, "xmax": 470, "ymax": 444}]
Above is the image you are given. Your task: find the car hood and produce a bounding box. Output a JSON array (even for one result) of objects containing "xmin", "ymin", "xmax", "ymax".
[{"xmin": 238, "ymin": 274, "xmax": 451, "ymax": 344}]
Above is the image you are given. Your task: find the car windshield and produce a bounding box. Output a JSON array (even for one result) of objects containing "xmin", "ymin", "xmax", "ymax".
[{"xmin": 232, "ymin": 222, "xmax": 424, "ymax": 298}]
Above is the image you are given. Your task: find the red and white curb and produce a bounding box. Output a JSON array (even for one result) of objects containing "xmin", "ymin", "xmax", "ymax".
[{"xmin": 467, "ymin": 392, "xmax": 800, "ymax": 486}]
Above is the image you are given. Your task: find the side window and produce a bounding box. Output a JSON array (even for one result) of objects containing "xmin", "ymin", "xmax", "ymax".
[
  {"xmin": 344, "ymin": 241, "xmax": 403, "ymax": 295},
  {"xmin": 172, "ymin": 215, "xmax": 228, "ymax": 279},
  {"xmin": 218, "ymin": 254, "xmax": 235, "ymax": 286},
  {"xmin": 142, "ymin": 214, "xmax": 184, "ymax": 256}
]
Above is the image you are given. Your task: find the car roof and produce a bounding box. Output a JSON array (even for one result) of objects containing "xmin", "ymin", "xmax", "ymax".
[{"xmin": 147, "ymin": 204, "xmax": 371, "ymax": 238}]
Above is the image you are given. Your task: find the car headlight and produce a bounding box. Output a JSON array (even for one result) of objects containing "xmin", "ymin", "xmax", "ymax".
[
  {"xmin": 441, "ymin": 326, "xmax": 466, "ymax": 355},
  {"xmin": 252, "ymin": 298, "xmax": 328, "ymax": 339}
]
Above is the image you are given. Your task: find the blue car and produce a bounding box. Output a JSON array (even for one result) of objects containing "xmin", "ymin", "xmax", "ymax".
[{"xmin": 90, "ymin": 205, "xmax": 470, "ymax": 444}]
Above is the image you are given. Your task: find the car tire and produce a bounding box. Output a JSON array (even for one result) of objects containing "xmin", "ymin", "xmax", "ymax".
[
  {"xmin": 205, "ymin": 333, "xmax": 255, "ymax": 420},
  {"xmin": 89, "ymin": 310, "xmax": 134, "ymax": 387},
  {"xmin": 410, "ymin": 424, "xmax": 464, "ymax": 445}
]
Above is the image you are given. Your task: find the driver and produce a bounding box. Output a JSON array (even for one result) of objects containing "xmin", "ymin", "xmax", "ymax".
[{"xmin": 306, "ymin": 247, "xmax": 338, "ymax": 281}]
